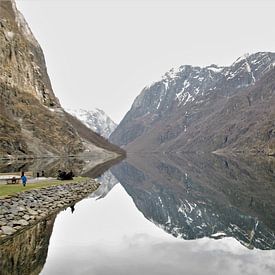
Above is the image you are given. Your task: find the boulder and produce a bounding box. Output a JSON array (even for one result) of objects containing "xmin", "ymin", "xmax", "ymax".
[{"xmin": 1, "ymin": 226, "xmax": 16, "ymax": 235}]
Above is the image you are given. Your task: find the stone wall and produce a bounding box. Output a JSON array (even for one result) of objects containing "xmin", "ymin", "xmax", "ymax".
[{"xmin": 0, "ymin": 179, "xmax": 100, "ymax": 242}]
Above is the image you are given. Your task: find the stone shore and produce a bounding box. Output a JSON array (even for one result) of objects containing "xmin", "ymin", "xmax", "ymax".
[{"xmin": 0, "ymin": 179, "xmax": 100, "ymax": 243}]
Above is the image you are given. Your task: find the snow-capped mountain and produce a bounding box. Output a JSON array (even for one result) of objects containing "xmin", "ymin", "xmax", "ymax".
[
  {"xmin": 66, "ymin": 108, "xmax": 117, "ymax": 138},
  {"xmin": 133, "ymin": 52, "xmax": 274, "ymax": 112},
  {"xmin": 110, "ymin": 52, "xmax": 275, "ymax": 155}
]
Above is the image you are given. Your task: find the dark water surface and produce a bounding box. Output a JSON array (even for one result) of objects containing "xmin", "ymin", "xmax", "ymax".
[{"xmin": 0, "ymin": 154, "xmax": 275, "ymax": 275}]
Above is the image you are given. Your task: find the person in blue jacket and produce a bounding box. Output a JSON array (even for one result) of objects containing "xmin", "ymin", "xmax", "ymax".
[{"xmin": 21, "ymin": 172, "xmax": 27, "ymax": 187}]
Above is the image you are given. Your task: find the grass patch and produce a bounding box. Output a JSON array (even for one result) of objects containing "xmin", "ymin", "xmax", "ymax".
[{"xmin": 0, "ymin": 177, "xmax": 88, "ymax": 198}]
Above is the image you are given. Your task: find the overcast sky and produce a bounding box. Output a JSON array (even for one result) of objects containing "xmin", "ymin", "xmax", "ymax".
[{"xmin": 16, "ymin": 0, "xmax": 275, "ymax": 123}]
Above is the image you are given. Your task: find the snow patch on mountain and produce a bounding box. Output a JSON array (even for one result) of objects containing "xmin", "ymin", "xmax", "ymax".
[
  {"xmin": 66, "ymin": 108, "xmax": 117, "ymax": 138},
  {"xmin": 145, "ymin": 52, "xmax": 275, "ymax": 107},
  {"xmin": 206, "ymin": 65, "xmax": 224, "ymax": 73},
  {"xmin": 232, "ymin": 53, "xmax": 250, "ymax": 66}
]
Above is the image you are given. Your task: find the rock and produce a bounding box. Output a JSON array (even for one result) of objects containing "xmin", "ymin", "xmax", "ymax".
[
  {"xmin": 0, "ymin": 220, "xmax": 7, "ymax": 227},
  {"xmin": 23, "ymin": 214, "xmax": 31, "ymax": 221},
  {"xmin": 1, "ymin": 209, "xmax": 9, "ymax": 215},
  {"xmin": 0, "ymin": 178, "xmax": 100, "ymax": 235},
  {"xmin": 6, "ymin": 215, "xmax": 14, "ymax": 220},
  {"xmin": 7, "ymin": 221, "xmax": 14, "ymax": 227},
  {"xmin": 17, "ymin": 206, "xmax": 26, "ymax": 211},
  {"xmin": 10, "ymin": 208, "xmax": 19, "ymax": 215},
  {"xmin": 1, "ymin": 226, "xmax": 16, "ymax": 235},
  {"xmin": 14, "ymin": 219, "xmax": 29, "ymax": 226},
  {"xmin": 14, "ymin": 226, "xmax": 22, "ymax": 230},
  {"xmin": 27, "ymin": 208, "xmax": 38, "ymax": 215}
]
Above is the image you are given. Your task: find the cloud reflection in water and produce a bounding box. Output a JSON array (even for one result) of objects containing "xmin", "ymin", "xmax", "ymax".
[{"xmin": 41, "ymin": 184, "xmax": 275, "ymax": 275}]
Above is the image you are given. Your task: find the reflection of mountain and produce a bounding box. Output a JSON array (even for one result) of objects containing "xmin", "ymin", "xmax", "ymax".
[
  {"xmin": 0, "ymin": 157, "xmax": 85, "ymax": 177},
  {"xmin": 91, "ymin": 170, "xmax": 119, "ymax": 199},
  {"xmin": 88, "ymin": 156, "xmax": 127, "ymax": 199},
  {"xmin": 0, "ymin": 155, "xmax": 124, "ymax": 178},
  {"xmin": 0, "ymin": 215, "xmax": 56, "ymax": 275},
  {"xmin": 111, "ymin": 153, "xmax": 275, "ymax": 250}
]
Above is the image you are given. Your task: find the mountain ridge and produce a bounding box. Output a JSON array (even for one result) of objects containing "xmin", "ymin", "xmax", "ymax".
[{"xmin": 110, "ymin": 52, "xmax": 275, "ymax": 156}]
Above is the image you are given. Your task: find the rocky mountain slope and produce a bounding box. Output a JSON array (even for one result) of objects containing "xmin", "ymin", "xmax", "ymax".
[
  {"xmin": 66, "ymin": 108, "xmax": 117, "ymax": 138},
  {"xmin": 110, "ymin": 52, "xmax": 275, "ymax": 156},
  {"xmin": 0, "ymin": 0, "xmax": 123, "ymax": 159}
]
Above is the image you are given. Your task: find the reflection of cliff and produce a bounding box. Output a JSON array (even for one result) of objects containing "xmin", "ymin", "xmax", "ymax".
[
  {"xmin": 111, "ymin": 153, "xmax": 275, "ymax": 250},
  {"xmin": 82, "ymin": 155, "xmax": 125, "ymax": 179},
  {"xmin": 88, "ymin": 156, "xmax": 125, "ymax": 199},
  {"xmin": 0, "ymin": 157, "xmax": 85, "ymax": 177},
  {"xmin": 0, "ymin": 155, "xmax": 124, "ymax": 178},
  {"xmin": 0, "ymin": 215, "xmax": 56, "ymax": 275},
  {"xmin": 90, "ymin": 170, "xmax": 119, "ymax": 199}
]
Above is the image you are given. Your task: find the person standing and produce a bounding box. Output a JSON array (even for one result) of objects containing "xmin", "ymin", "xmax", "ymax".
[{"xmin": 21, "ymin": 172, "xmax": 27, "ymax": 187}]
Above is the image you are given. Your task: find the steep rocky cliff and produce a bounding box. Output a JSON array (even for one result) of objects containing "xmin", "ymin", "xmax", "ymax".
[
  {"xmin": 0, "ymin": 0, "xmax": 124, "ymax": 159},
  {"xmin": 110, "ymin": 52, "xmax": 275, "ymax": 156}
]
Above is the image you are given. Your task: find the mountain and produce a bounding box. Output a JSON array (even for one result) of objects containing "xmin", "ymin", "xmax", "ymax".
[
  {"xmin": 66, "ymin": 108, "xmax": 117, "ymax": 138},
  {"xmin": 0, "ymin": 0, "xmax": 124, "ymax": 159},
  {"xmin": 110, "ymin": 52, "xmax": 275, "ymax": 156},
  {"xmin": 111, "ymin": 153, "xmax": 275, "ymax": 250}
]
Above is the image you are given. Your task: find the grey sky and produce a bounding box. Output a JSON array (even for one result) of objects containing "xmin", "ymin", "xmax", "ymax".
[{"xmin": 16, "ymin": 0, "xmax": 275, "ymax": 123}]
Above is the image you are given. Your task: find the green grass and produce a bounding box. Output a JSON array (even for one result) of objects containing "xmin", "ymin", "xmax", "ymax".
[{"xmin": 0, "ymin": 177, "xmax": 88, "ymax": 198}]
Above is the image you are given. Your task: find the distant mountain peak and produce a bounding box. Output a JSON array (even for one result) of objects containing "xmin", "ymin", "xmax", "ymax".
[{"xmin": 66, "ymin": 108, "xmax": 117, "ymax": 139}]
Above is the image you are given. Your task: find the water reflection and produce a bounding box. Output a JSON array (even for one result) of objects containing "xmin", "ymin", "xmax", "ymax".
[
  {"xmin": 0, "ymin": 216, "xmax": 56, "ymax": 275},
  {"xmin": 0, "ymin": 156, "xmax": 123, "ymax": 275},
  {"xmin": 41, "ymin": 175, "xmax": 275, "ymax": 275},
  {"xmin": 111, "ymin": 153, "xmax": 275, "ymax": 250},
  {"xmin": 0, "ymin": 155, "xmax": 124, "ymax": 178},
  {"xmin": 0, "ymin": 153, "xmax": 275, "ymax": 275}
]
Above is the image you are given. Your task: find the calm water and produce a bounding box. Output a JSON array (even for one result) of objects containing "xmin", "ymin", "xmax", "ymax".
[{"xmin": 1, "ymin": 153, "xmax": 275, "ymax": 275}]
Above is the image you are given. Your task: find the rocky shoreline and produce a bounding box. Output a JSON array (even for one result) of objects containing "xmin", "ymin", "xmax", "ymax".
[{"xmin": 0, "ymin": 179, "xmax": 100, "ymax": 243}]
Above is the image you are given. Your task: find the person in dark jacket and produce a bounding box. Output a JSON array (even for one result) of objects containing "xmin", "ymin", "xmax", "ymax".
[{"xmin": 21, "ymin": 172, "xmax": 27, "ymax": 187}]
